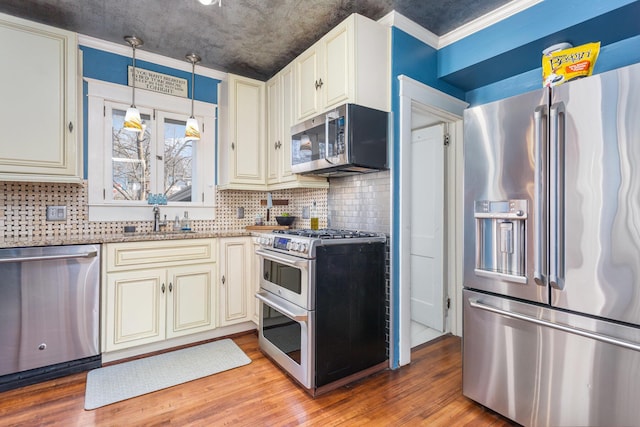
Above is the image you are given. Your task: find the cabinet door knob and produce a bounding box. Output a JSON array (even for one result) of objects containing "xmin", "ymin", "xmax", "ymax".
[
  {"xmin": 221, "ymin": 275, "xmax": 226, "ymax": 285},
  {"xmin": 169, "ymin": 282, "xmax": 173, "ymax": 292},
  {"xmin": 231, "ymin": 142, "xmax": 235, "ymax": 150},
  {"xmin": 161, "ymin": 283, "xmax": 166, "ymax": 293},
  {"xmin": 274, "ymin": 141, "xmax": 278, "ymax": 150},
  {"xmin": 315, "ymin": 78, "xmax": 324, "ymax": 90},
  {"xmin": 68, "ymin": 122, "xmax": 74, "ymax": 132}
]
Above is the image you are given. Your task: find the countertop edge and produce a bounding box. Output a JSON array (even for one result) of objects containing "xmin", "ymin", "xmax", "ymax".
[{"xmin": 0, "ymin": 230, "xmax": 253, "ymax": 249}]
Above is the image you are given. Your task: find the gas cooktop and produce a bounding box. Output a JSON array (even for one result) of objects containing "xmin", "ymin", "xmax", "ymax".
[
  {"xmin": 257, "ymin": 228, "xmax": 386, "ymax": 258},
  {"xmin": 273, "ymin": 229, "xmax": 383, "ymax": 239}
]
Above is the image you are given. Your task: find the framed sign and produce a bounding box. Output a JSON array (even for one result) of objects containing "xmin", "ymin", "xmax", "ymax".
[{"xmin": 128, "ymin": 66, "xmax": 188, "ymax": 98}]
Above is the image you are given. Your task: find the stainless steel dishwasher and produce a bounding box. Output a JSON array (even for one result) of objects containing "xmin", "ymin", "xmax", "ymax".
[{"xmin": 0, "ymin": 244, "xmax": 101, "ymax": 391}]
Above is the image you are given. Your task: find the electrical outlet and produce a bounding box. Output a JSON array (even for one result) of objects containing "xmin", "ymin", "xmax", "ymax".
[
  {"xmin": 302, "ymin": 207, "xmax": 310, "ymax": 219},
  {"xmin": 237, "ymin": 207, "xmax": 245, "ymax": 219},
  {"xmin": 46, "ymin": 206, "xmax": 67, "ymax": 221}
]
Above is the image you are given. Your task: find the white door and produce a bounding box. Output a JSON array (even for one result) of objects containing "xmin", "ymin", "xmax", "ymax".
[{"xmin": 410, "ymin": 124, "xmax": 445, "ymax": 332}]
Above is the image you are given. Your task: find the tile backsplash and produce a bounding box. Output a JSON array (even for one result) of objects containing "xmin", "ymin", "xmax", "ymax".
[
  {"xmin": 328, "ymin": 170, "xmax": 390, "ymax": 234},
  {"xmin": 0, "ymin": 171, "xmax": 391, "ymax": 243},
  {"xmin": 0, "ymin": 181, "xmax": 327, "ymax": 243}
]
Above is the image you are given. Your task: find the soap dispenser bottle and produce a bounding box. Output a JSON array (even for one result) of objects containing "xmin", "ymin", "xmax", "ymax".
[{"xmin": 181, "ymin": 211, "xmax": 191, "ymax": 231}]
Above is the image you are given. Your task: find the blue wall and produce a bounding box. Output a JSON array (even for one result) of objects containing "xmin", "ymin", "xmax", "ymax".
[
  {"xmin": 388, "ymin": 0, "xmax": 640, "ymax": 368},
  {"xmin": 80, "ymin": 46, "xmax": 219, "ymax": 103}
]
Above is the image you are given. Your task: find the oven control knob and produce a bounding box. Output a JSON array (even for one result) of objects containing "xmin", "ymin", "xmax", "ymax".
[
  {"xmin": 299, "ymin": 244, "xmax": 308, "ymax": 253},
  {"xmin": 292, "ymin": 242, "xmax": 300, "ymax": 251}
]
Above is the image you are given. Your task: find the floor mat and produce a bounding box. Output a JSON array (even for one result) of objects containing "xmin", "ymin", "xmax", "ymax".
[{"xmin": 84, "ymin": 339, "xmax": 251, "ymax": 410}]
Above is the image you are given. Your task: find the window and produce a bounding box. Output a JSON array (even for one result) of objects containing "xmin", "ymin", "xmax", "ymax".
[{"xmin": 87, "ymin": 79, "xmax": 216, "ymax": 221}]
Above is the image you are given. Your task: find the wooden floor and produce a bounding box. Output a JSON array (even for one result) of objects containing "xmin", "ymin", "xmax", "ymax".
[{"xmin": 0, "ymin": 333, "xmax": 516, "ymax": 426}]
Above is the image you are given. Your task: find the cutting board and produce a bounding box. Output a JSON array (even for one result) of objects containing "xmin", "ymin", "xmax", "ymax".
[{"xmin": 245, "ymin": 225, "xmax": 290, "ymax": 231}]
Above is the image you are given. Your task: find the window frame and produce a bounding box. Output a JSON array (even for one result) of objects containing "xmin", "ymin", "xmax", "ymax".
[{"xmin": 86, "ymin": 78, "xmax": 216, "ymax": 222}]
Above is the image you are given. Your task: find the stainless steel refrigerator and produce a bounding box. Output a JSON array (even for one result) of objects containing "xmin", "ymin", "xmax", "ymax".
[{"xmin": 463, "ymin": 62, "xmax": 640, "ymax": 427}]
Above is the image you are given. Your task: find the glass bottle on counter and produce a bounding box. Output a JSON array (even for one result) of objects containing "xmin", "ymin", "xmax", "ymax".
[
  {"xmin": 310, "ymin": 201, "xmax": 319, "ymax": 230},
  {"xmin": 181, "ymin": 211, "xmax": 191, "ymax": 231}
]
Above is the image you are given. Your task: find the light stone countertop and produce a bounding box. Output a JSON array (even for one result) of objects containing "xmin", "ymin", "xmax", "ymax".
[{"xmin": 0, "ymin": 229, "xmax": 253, "ymax": 249}]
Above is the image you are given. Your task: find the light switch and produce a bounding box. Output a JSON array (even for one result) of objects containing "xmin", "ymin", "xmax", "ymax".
[{"xmin": 46, "ymin": 206, "xmax": 67, "ymax": 221}]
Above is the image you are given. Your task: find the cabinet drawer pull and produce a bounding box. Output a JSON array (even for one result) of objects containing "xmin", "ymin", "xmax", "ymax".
[{"xmin": 315, "ymin": 78, "xmax": 323, "ymax": 90}]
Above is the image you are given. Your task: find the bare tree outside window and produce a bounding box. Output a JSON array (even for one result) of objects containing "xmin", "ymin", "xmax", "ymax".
[
  {"xmin": 110, "ymin": 109, "xmax": 195, "ymax": 202},
  {"xmin": 163, "ymin": 118, "xmax": 193, "ymax": 202},
  {"xmin": 111, "ymin": 109, "xmax": 152, "ymax": 201}
]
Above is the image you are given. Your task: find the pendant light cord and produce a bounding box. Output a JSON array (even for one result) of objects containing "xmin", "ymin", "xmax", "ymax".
[
  {"xmin": 190, "ymin": 61, "xmax": 195, "ymax": 118},
  {"xmin": 131, "ymin": 43, "xmax": 137, "ymax": 108}
]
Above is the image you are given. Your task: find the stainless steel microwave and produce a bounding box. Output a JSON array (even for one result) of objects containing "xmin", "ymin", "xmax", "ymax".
[{"xmin": 290, "ymin": 104, "xmax": 389, "ymax": 176}]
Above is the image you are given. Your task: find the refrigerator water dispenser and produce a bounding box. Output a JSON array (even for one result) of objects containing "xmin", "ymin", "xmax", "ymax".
[{"xmin": 474, "ymin": 200, "xmax": 527, "ymax": 283}]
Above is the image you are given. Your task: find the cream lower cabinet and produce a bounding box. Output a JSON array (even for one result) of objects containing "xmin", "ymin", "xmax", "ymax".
[
  {"xmin": 102, "ymin": 239, "xmax": 216, "ymax": 353},
  {"xmin": 219, "ymin": 237, "xmax": 254, "ymax": 326},
  {"xmin": 251, "ymin": 237, "xmax": 261, "ymax": 323}
]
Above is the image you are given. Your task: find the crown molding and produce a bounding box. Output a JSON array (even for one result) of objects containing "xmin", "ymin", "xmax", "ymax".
[
  {"xmin": 439, "ymin": 0, "xmax": 543, "ymax": 48},
  {"xmin": 78, "ymin": 33, "xmax": 228, "ymax": 81},
  {"xmin": 379, "ymin": 0, "xmax": 541, "ymax": 49},
  {"xmin": 378, "ymin": 11, "xmax": 439, "ymax": 49}
]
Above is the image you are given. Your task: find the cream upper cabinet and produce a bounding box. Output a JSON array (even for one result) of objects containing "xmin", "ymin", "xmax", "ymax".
[
  {"xmin": 294, "ymin": 13, "xmax": 390, "ymax": 123},
  {"xmin": 0, "ymin": 13, "xmax": 81, "ymax": 182},
  {"xmin": 219, "ymin": 237, "xmax": 253, "ymax": 326},
  {"xmin": 296, "ymin": 46, "xmax": 321, "ymax": 120},
  {"xmin": 102, "ymin": 239, "xmax": 217, "ymax": 353},
  {"xmin": 218, "ymin": 74, "xmax": 266, "ymax": 190},
  {"xmin": 266, "ymin": 75, "xmax": 281, "ymax": 184},
  {"xmin": 267, "ymin": 65, "xmax": 328, "ymax": 189}
]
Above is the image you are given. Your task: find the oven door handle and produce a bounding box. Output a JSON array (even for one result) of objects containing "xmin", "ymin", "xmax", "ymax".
[
  {"xmin": 256, "ymin": 291, "xmax": 308, "ymax": 322},
  {"xmin": 255, "ymin": 248, "xmax": 310, "ymax": 268}
]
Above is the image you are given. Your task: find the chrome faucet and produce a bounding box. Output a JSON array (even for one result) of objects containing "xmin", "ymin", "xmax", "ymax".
[{"xmin": 152, "ymin": 205, "xmax": 167, "ymax": 232}]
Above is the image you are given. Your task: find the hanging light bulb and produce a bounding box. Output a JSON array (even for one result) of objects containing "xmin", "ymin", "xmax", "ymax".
[
  {"xmin": 185, "ymin": 53, "xmax": 202, "ymax": 141},
  {"xmin": 124, "ymin": 36, "xmax": 143, "ymax": 132}
]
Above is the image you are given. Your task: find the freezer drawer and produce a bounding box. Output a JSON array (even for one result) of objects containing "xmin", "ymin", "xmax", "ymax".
[{"xmin": 463, "ymin": 289, "xmax": 640, "ymax": 427}]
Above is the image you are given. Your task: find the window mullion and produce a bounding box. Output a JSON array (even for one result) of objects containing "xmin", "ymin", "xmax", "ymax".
[{"xmin": 152, "ymin": 110, "xmax": 163, "ymax": 196}]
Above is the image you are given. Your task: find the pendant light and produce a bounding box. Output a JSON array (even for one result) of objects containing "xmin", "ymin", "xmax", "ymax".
[
  {"xmin": 123, "ymin": 36, "xmax": 143, "ymax": 132},
  {"xmin": 185, "ymin": 53, "xmax": 202, "ymax": 141}
]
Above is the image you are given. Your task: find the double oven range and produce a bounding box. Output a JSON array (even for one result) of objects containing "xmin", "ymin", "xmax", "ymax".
[{"xmin": 255, "ymin": 229, "xmax": 388, "ymax": 395}]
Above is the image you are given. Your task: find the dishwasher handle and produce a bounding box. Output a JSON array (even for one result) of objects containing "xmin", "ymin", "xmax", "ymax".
[{"xmin": 0, "ymin": 250, "xmax": 98, "ymax": 264}]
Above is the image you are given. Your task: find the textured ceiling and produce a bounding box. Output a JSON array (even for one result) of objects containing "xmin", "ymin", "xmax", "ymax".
[{"xmin": 0, "ymin": 0, "xmax": 512, "ymax": 80}]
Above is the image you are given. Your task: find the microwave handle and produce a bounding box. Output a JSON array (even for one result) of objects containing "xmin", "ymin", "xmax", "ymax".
[{"xmin": 325, "ymin": 114, "xmax": 330, "ymax": 159}]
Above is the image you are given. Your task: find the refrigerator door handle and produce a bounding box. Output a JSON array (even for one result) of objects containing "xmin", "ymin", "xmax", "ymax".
[
  {"xmin": 469, "ymin": 298, "xmax": 640, "ymax": 352},
  {"xmin": 549, "ymin": 102, "xmax": 565, "ymax": 290},
  {"xmin": 533, "ymin": 105, "xmax": 548, "ymax": 286}
]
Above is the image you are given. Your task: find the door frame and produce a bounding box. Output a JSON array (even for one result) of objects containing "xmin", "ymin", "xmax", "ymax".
[{"xmin": 394, "ymin": 75, "xmax": 467, "ymax": 367}]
